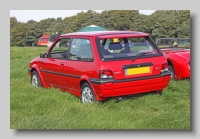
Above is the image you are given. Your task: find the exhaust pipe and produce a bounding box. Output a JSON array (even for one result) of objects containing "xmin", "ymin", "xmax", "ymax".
[{"xmin": 114, "ymin": 97, "xmax": 122, "ymax": 102}]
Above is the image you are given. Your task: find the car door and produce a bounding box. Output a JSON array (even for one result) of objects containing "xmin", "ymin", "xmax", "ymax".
[
  {"xmin": 40, "ymin": 38, "xmax": 70, "ymax": 89},
  {"xmin": 66, "ymin": 38, "xmax": 95, "ymax": 96}
]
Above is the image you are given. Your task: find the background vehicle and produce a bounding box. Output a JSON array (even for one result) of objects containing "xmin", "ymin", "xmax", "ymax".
[
  {"xmin": 28, "ymin": 31, "xmax": 171, "ymax": 104},
  {"xmin": 156, "ymin": 38, "xmax": 190, "ymax": 80},
  {"xmin": 37, "ymin": 34, "xmax": 50, "ymax": 47}
]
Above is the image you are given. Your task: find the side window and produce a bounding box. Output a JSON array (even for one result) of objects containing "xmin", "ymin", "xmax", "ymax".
[
  {"xmin": 48, "ymin": 38, "xmax": 70, "ymax": 59},
  {"xmin": 69, "ymin": 38, "xmax": 94, "ymax": 61}
]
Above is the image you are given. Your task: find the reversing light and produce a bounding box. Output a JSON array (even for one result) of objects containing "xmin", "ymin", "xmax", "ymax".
[{"xmin": 99, "ymin": 70, "xmax": 113, "ymax": 79}]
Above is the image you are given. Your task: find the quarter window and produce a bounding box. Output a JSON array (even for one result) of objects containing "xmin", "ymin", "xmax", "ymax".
[{"xmin": 69, "ymin": 38, "xmax": 94, "ymax": 61}]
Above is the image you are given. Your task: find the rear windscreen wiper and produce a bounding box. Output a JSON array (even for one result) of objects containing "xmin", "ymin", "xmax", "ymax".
[{"xmin": 132, "ymin": 52, "xmax": 152, "ymax": 63}]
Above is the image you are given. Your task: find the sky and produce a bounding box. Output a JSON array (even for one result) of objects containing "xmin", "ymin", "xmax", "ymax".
[{"xmin": 10, "ymin": 10, "xmax": 156, "ymax": 23}]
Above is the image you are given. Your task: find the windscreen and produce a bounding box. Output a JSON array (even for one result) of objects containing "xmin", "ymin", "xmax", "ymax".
[
  {"xmin": 156, "ymin": 38, "xmax": 190, "ymax": 49},
  {"xmin": 40, "ymin": 38, "xmax": 49, "ymax": 42}
]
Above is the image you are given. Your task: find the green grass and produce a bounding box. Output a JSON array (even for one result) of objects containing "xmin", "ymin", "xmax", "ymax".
[{"xmin": 10, "ymin": 46, "xmax": 190, "ymax": 129}]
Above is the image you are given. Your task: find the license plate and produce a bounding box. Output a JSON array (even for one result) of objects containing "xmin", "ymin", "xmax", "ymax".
[{"xmin": 125, "ymin": 66, "xmax": 150, "ymax": 75}]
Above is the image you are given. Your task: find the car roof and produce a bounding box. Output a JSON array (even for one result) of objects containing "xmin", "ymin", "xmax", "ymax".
[{"xmin": 60, "ymin": 30, "xmax": 149, "ymax": 37}]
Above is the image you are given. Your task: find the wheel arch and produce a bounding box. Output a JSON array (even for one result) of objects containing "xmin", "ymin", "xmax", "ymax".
[
  {"xmin": 79, "ymin": 76, "xmax": 105, "ymax": 101},
  {"xmin": 167, "ymin": 59, "xmax": 173, "ymax": 66},
  {"xmin": 30, "ymin": 64, "xmax": 48, "ymax": 88}
]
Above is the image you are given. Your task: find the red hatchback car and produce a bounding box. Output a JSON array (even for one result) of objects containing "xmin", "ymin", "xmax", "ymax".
[{"xmin": 28, "ymin": 31, "xmax": 172, "ymax": 103}]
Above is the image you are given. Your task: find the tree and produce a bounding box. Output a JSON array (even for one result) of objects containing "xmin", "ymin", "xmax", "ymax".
[
  {"xmin": 10, "ymin": 10, "xmax": 190, "ymax": 46},
  {"xmin": 10, "ymin": 17, "xmax": 18, "ymax": 30},
  {"xmin": 53, "ymin": 23, "xmax": 64, "ymax": 34},
  {"xmin": 25, "ymin": 21, "xmax": 42, "ymax": 46},
  {"xmin": 63, "ymin": 15, "xmax": 77, "ymax": 33},
  {"xmin": 10, "ymin": 23, "xmax": 27, "ymax": 46},
  {"xmin": 148, "ymin": 10, "xmax": 190, "ymax": 40},
  {"xmin": 101, "ymin": 10, "xmax": 139, "ymax": 30}
]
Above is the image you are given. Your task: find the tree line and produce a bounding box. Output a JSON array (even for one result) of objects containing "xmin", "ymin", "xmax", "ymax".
[{"xmin": 10, "ymin": 10, "xmax": 190, "ymax": 47}]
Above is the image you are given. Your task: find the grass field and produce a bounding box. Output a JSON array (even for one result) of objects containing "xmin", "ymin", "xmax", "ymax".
[{"xmin": 10, "ymin": 47, "xmax": 190, "ymax": 129}]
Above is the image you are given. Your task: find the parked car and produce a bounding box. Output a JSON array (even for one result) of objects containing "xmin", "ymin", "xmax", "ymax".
[
  {"xmin": 37, "ymin": 34, "xmax": 50, "ymax": 47},
  {"xmin": 28, "ymin": 31, "xmax": 171, "ymax": 104},
  {"xmin": 156, "ymin": 38, "xmax": 190, "ymax": 80}
]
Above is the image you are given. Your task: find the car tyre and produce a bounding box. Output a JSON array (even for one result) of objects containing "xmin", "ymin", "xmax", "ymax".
[
  {"xmin": 80, "ymin": 83, "xmax": 98, "ymax": 104},
  {"xmin": 31, "ymin": 71, "xmax": 42, "ymax": 87},
  {"xmin": 168, "ymin": 65, "xmax": 175, "ymax": 80}
]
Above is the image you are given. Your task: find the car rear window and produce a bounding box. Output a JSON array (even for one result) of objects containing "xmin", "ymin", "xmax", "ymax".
[{"xmin": 96, "ymin": 35, "xmax": 161, "ymax": 61}]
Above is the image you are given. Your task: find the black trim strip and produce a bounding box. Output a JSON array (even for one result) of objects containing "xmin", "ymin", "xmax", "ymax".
[
  {"xmin": 89, "ymin": 71, "xmax": 172, "ymax": 84},
  {"xmin": 122, "ymin": 62, "xmax": 153, "ymax": 69},
  {"xmin": 28, "ymin": 68, "xmax": 31, "ymax": 72},
  {"xmin": 37, "ymin": 69, "xmax": 171, "ymax": 84},
  {"xmin": 89, "ymin": 78, "xmax": 114, "ymax": 84},
  {"xmin": 40, "ymin": 69, "xmax": 80, "ymax": 78},
  {"xmin": 161, "ymin": 71, "xmax": 172, "ymax": 76}
]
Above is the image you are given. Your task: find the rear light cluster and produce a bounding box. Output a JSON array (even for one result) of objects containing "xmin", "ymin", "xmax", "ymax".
[
  {"xmin": 99, "ymin": 70, "xmax": 113, "ymax": 79},
  {"xmin": 187, "ymin": 60, "xmax": 190, "ymax": 71},
  {"xmin": 161, "ymin": 63, "xmax": 168, "ymax": 72}
]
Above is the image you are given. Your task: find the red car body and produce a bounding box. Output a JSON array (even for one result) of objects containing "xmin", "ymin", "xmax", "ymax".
[
  {"xmin": 28, "ymin": 31, "xmax": 171, "ymax": 103},
  {"xmin": 37, "ymin": 34, "xmax": 50, "ymax": 46},
  {"xmin": 156, "ymin": 38, "xmax": 190, "ymax": 80}
]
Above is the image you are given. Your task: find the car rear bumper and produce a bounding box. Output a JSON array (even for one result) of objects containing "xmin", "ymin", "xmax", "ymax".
[
  {"xmin": 28, "ymin": 68, "xmax": 31, "ymax": 72},
  {"xmin": 90, "ymin": 71, "xmax": 171, "ymax": 98},
  {"xmin": 28, "ymin": 68, "xmax": 32, "ymax": 76}
]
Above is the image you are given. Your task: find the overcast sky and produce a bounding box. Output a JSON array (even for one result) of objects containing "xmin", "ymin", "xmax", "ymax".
[{"xmin": 10, "ymin": 10, "xmax": 156, "ymax": 23}]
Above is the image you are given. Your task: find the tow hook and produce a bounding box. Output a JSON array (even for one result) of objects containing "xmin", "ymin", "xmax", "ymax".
[{"xmin": 114, "ymin": 97, "xmax": 122, "ymax": 102}]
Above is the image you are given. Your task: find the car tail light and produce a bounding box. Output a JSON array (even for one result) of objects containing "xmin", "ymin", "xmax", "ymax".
[
  {"xmin": 187, "ymin": 60, "xmax": 190, "ymax": 71},
  {"xmin": 99, "ymin": 70, "xmax": 113, "ymax": 79},
  {"xmin": 161, "ymin": 63, "xmax": 168, "ymax": 72}
]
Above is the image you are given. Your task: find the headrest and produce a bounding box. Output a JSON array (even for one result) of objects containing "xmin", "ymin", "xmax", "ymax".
[{"xmin": 108, "ymin": 43, "xmax": 123, "ymax": 50}]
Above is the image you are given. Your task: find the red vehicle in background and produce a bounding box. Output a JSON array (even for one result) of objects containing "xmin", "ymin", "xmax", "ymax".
[
  {"xmin": 37, "ymin": 34, "xmax": 50, "ymax": 47},
  {"xmin": 156, "ymin": 38, "xmax": 190, "ymax": 80}
]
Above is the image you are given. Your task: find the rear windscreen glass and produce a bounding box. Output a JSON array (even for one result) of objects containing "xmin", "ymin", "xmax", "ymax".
[{"xmin": 96, "ymin": 36, "xmax": 161, "ymax": 61}]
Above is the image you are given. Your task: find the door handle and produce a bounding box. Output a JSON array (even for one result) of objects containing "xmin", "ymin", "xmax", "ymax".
[{"xmin": 60, "ymin": 62, "xmax": 64, "ymax": 66}]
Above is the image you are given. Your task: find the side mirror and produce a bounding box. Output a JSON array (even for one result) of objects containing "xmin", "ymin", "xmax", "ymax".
[{"xmin": 40, "ymin": 53, "xmax": 46, "ymax": 58}]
